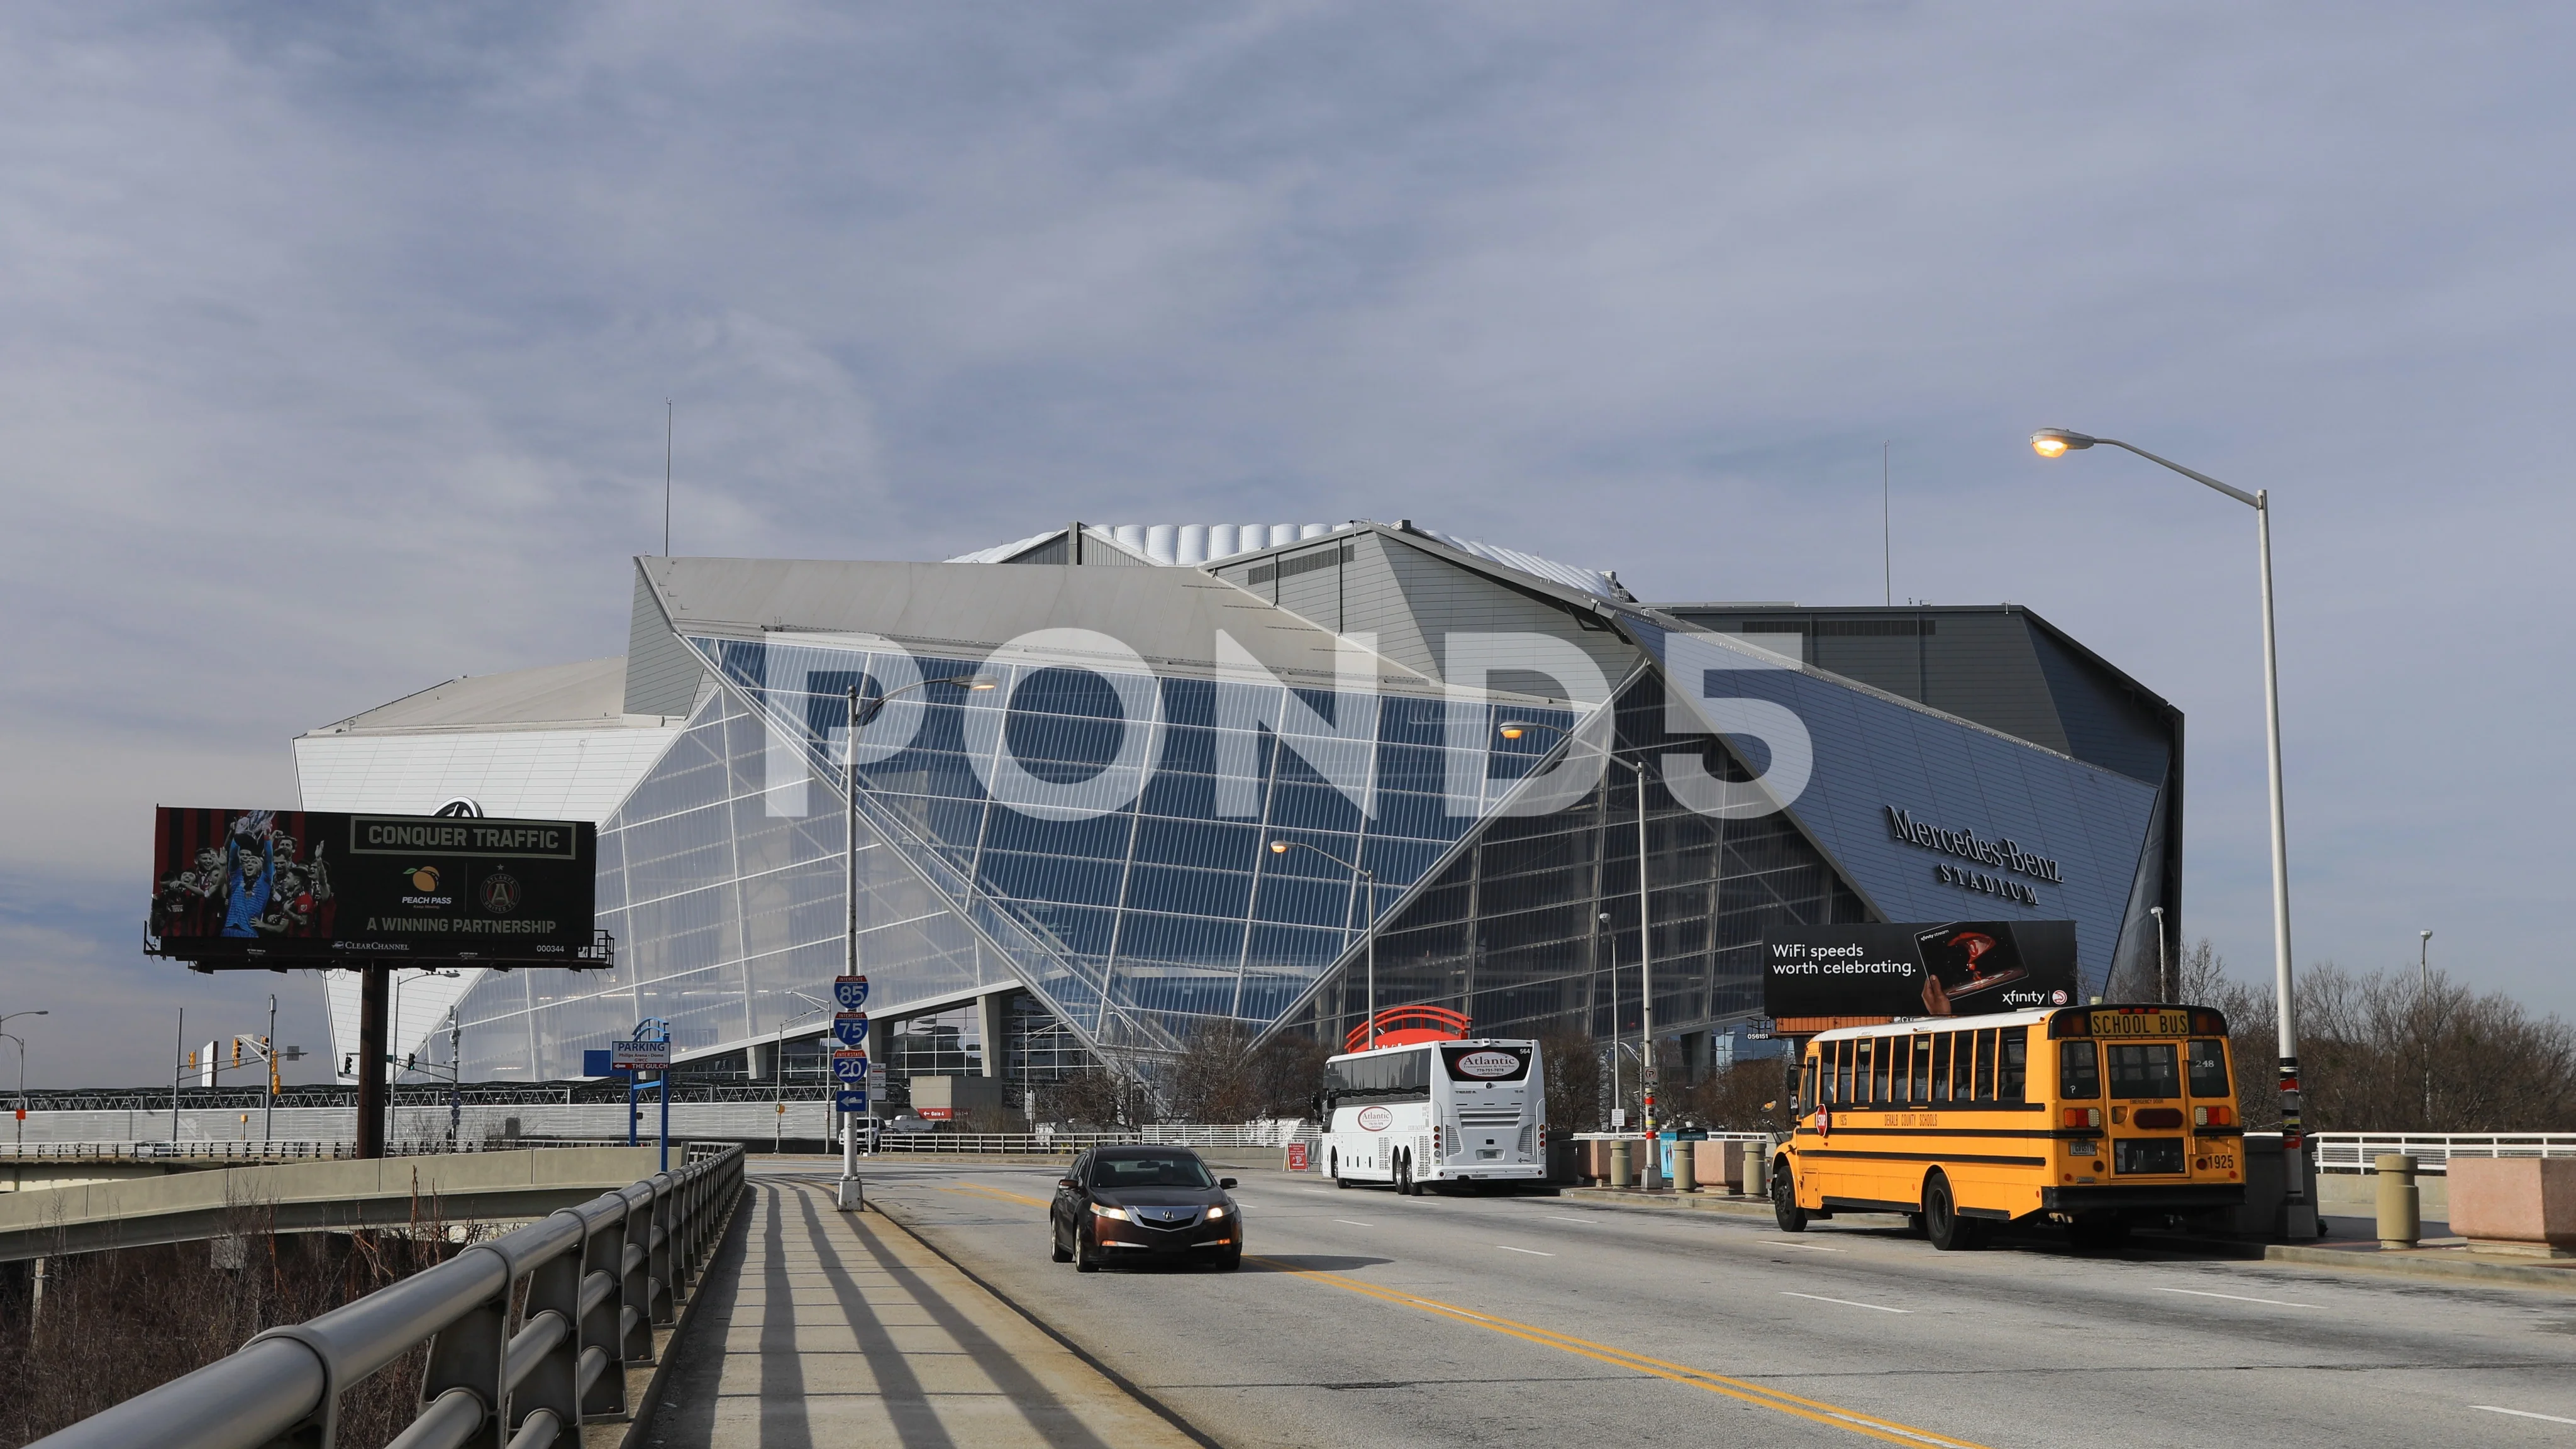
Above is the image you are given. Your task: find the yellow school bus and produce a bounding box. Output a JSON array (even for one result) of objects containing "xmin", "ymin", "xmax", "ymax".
[{"xmin": 1771, "ymin": 1004, "xmax": 2246, "ymax": 1249}]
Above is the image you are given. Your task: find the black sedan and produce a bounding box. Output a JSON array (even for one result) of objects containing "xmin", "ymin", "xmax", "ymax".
[{"xmin": 1050, "ymin": 1146, "xmax": 1242, "ymax": 1272}]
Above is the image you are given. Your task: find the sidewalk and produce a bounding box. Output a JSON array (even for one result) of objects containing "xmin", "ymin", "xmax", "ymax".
[
  {"xmin": 640, "ymin": 1174, "xmax": 1199, "ymax": 1448},
  {"xmin": 1541, "ymin": 1177, "xmax": 2576, "ymax": 1293}
]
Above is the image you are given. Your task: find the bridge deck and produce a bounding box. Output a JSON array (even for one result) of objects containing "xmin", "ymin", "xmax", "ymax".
[{"xmin": 645, "ymin": 1174, "xmax": 1193, "ymax": 1447}]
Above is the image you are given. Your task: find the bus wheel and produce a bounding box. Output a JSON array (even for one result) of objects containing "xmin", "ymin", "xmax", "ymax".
[
  {"xmin": 1923, "ymin": 1170, "xmax": 1978, "ymax": 1252},
  {"xmin": 1332, "ymin": 1153, "xmax": 1350, "ymax": 1189},
  {"xmin": 1771, "ymin": 1159, "xmax": 1807, "ymax": 1233},
  {"xmin": 1396, "ymin": 1153, "xmax": 1417, "ymax": 1196}
]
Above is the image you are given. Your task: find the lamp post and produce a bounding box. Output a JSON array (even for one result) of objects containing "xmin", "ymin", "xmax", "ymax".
[
  {"xmin": 2031, "ymin": 427, "xmax": 2310, "ymax": 1226},
  {"xmin": 2150, "ymin": 906, "xmax": 2170, "ymax": 1002},
  {"xmin": 1269, "ymin": 840, "xmax": 1380, "ymax": 1048},
  {"xmin": 1, "ymin": 1011, "xmax": 45, "ymax": 1150},
  {"xmin": 840, "ymin": 672, "xmax": 995, "ymax": 1201},
  {"xmin": 2419, "ymin": 928, "xmax": 2435, "ymax": 1127},
  {"xmin": 775, "ymin": 991, "xmax": 833, "ymax": 1154},
  {"xmin": 1499, "ymin": 720, "xmax": 1658, "ymax": 1135}
]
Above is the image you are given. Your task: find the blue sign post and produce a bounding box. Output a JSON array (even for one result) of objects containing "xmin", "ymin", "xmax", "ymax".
[
  {"xmin": 833, "ymin": 975, "xmax": 869, "ymax": 1011},
  {"xmin": 831, "ymin": 1012, "xmax": 869, "ymax": 1048},
  {"xmin": 627, "ymin": 1018, "xmax": 674, "ymax": 1172}
]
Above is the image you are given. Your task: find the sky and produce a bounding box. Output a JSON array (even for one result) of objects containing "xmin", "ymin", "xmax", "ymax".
[{"xmin": 4, "ymin": 3, "xmax": 2571, "ymax": 1087}]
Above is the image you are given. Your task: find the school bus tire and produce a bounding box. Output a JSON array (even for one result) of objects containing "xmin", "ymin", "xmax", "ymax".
[
  {"xmin": 1924, "ymin": 1169, "xmax": 1980, "ymax": 1252},
  {"xmin": 1772, "ymin": 1157, "xmax": 1808, "ymax": 1232}
]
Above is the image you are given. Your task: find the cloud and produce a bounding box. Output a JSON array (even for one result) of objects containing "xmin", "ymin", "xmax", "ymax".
[{"xmin": 3, "ymin": 2, "xmax": 2573, "ymax": 1082}]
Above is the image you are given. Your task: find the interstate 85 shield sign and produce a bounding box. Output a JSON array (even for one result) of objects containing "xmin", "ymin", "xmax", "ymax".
[{"xmin": 149, "ymin": 808, "xmax": 599, "ymax": 967}]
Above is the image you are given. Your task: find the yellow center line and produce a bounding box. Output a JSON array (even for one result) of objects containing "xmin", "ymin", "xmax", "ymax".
[
  {"xmin": 1248, "ymin": 1257, "xmax": 1993, "ymax": 1449},
  {"xmin": 943, "ymin": 1183, "xmax": 1053, "ymax": 1208}
]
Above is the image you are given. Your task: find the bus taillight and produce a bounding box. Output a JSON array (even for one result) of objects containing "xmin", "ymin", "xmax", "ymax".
[
  {"xmin": 2193, "ymin": 1105, "xmax": 2233, "ymax": 1127},
  {"xmin": 2061, "ymin": 1107, "xmax": 2102, "ymax": 1128}
]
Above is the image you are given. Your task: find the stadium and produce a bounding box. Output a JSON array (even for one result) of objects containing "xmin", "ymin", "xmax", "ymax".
[{"xmin": 291, "ymin": 520, "xmax": 2184, "ymax": 1111}]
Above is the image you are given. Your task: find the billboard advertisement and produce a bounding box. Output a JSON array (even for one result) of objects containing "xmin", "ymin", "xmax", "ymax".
[
  {"xmin": 149, "ymin": 808, "xmax": 601, "ymax": 967},
  {"xmin": 1763, "ymin": 920, "xmax": 2079, "ymax": 1021}
]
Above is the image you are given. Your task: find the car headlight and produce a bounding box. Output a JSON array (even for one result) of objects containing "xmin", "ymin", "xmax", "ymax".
[
  {"xmin": 1206, "ymin": 1204, "xmax": 1228, "ymax": 1220},
  {"xmin": 1089, "ymin": 1203, "xmax": 1130, "ymax": 1221}
]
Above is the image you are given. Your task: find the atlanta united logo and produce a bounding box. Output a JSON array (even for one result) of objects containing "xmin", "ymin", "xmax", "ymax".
[{"xmin": 478, "ymin": 872, "xmax": 522, "ymax": 915}]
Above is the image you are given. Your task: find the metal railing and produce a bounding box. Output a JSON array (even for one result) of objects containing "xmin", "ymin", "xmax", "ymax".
[
  {"xmin": 0, "ymin": 1139, "xmax": 634, "ymax": 1163},
  {"xmin": 29, "ymin": 1143, "xmax": 745, "ymax": 1449},
  {"xmin": 2313, "ymin": 1131, "xmax": 2576, "ymax": 1174},
  {"xmin": 874, "ymin": 1132, "xmax": 1136, "ymax": 1155}
]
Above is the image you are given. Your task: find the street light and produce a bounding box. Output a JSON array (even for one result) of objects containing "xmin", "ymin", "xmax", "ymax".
[
  {"xmin": 1269, "ymin": 840, "xmax": 1381, "ymax": 1050},
  {"xmin": 1499, "ymin": 720, "xmax": 1660, "ymax": 1135},
  {"xmin": 775, "ymin": 989, "xmax": 834, "ymax": 1154},
  {"xmin": 2031, "ymin": 426, "xmax": 2311, "ymax": 1224},
  {"xmin": 0, "ymin": 1010, "xmax": 45, "ymax": 1151},
  {"xmin": 840, "ymin": 672, "xmax": 996, "ymax": 1202},
  {"xmin": 2419, "ymin": 929, "xmax": 2433, "ymax": 993}
]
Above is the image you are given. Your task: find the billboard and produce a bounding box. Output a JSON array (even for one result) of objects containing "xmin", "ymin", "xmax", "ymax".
[
  {"xmin": 1763, "ymin": 921, "xmax": 2079, "ymax": 1021},
  {"xmin": 149, "ymin": 808, "xmax": 601, "ymax": 967}
]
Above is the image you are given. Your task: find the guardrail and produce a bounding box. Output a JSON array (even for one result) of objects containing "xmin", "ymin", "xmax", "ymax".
[
  {"xmin": 0, "ymin": 1139, "xmax": 635, "ymax": 1163},
  {"xmin": 27, "ymin": 1142, "xmax": 745, "ymax": 1449},
  {"xmin": 2313, "ymin": 1132, "xmax": 2576, "ymax": 1174}
]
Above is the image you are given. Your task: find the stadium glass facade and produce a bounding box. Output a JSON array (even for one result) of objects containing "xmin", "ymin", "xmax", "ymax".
[{"xmin": 347, "ymin": 520, "xmax": 2179, "ymax": 1104}]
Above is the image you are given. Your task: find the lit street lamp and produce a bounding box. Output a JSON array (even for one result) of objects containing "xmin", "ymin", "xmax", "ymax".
[
  {"xmin": 1, "ymin": 1010, "xmax": 46, "ymax": 1150},
  {"xmin": 1269, "ymin": 840, "xmax": 1381, "ymax": 1049},
  {"xmin": 1499, "ymin": 720, "xmax": 1660, "ymax": 1135},
  {"xmin": 2031, "ymin": 427, "xmax": 2311, "ymax": 1227}
]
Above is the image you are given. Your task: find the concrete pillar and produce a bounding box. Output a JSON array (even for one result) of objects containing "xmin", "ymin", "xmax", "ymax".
[
  {"xmin": 977, "ymin": 991, "xmax": 1011, "ymax": 1080},
  {"xmin": 2377, "ymin": 1153, "xmax": 2421, "ymax": 1249},
  {"xmin": 748, "ymin": 1040, "xmax": 775, "ymax": 1085}
]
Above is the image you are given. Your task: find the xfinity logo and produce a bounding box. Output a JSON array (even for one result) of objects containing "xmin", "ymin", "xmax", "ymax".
[{"xmin": 1885, "ymin": 807, "xmax": 2063, "ymax": 885}]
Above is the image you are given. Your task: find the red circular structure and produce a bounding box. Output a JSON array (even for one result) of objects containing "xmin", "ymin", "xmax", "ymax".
[{"xmin": 1345, "ymin": 1004, "xmax": 1470, "ymax": 1053}]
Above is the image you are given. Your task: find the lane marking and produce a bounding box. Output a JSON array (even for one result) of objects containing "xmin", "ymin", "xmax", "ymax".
[
  {"xmin": 2472, "ymin": 1406, "xmax": 2576, "ymax": 1426},
  {"xmin": 1782, "ymin": 1292, "xmax": 1909, "ymax": 1314},
  {"xmin": 1334, "ymin": 1219, "xmax": 1376, "ymax": 1228},
  {"xmin": 2149, "ymin": 1287, "xmax": 2318, "ymax": 1309},
  {"xmin": 1251, "ymin": 1257, "xmax": 1987, "ymax": 1448},
  {"xmin": 1769, "ymin": 1240, "xmax": 1843, "ymax": 1252},
  {"xmin": 1545, "ymin": 1215, "xmax": 1597, "ymax": 1225},
  {"xmin": 1497, "ymin": 1245, "xmax": 1555, "ymax": 1257},
  {"xmin": 942, "ymin": 1184, "xmax": 1051, "ymax": 1208}
]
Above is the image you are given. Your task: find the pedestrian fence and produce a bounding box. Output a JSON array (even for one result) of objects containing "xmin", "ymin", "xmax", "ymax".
[
  {"xmin": 2312, "ymin": 1132, "xmax": 2576, "ymax": 1174},
  {"xmin": 26, "ymin": 1142, "xmax": 747, "ymax": 1449},
  {"xmin": 0, "ymin": 1138, "xmax": 633, "ymax": 1163},
  {"xmin": 870, "ymin": 1121, "xmax": 1309, "ymax": 1155}
]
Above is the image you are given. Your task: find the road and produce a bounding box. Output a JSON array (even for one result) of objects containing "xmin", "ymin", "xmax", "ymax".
[{"xmin": 821, "ymin": 1160, "xmax": 2576, "ymax": 1449}]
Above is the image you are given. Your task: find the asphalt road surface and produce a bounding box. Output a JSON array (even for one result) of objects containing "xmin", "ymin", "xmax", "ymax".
[{"xmin": 826, "ymin": 1161, "xmax": 2576, "ymax": 1449}]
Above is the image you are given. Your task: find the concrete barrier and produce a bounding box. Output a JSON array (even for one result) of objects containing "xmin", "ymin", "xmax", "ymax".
[
  {"xmin": 2450, "ymin": 1157, "xmax": 2576, "ymax": 1258},
  {"xmin": 0, "ymin": 1146, "xmax": 664, "ymax": 1262}
]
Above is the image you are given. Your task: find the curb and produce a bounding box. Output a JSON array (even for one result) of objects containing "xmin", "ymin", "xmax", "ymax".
[{"xmin": 2262, "ymin": 1242, "xmax": 2576, "ymax": 1294}]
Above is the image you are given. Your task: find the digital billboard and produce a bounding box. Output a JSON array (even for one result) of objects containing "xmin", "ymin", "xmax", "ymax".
[
  {"xmin": 149, "ymin": 808, "xmax": 602, "ymax": 967},
  {"xmin": 1763, "ymin": 920, "xmax": 2079, "ymax": 1021}
]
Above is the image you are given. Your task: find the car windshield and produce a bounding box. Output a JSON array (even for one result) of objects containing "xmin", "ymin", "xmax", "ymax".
[{"xmin": 1092, "ymin": 1153, "xmax": 1215, "ymax": 1189}]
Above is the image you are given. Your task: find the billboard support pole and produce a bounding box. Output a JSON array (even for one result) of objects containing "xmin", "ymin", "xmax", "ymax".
[{"xmin": 355, "ymin": 965, "xmax": 389, "ymax": 1160}]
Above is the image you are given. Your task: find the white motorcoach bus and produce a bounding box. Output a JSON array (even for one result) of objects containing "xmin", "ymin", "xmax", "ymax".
[{"xmin": 1321, "ymin": 1037, "xmax": 1547, "ymax": 1194}]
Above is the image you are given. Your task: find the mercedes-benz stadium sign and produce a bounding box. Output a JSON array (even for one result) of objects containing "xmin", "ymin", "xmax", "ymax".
[{"xmin": 148, "ymin": 807, "xmax": 601, "ymax": 967}]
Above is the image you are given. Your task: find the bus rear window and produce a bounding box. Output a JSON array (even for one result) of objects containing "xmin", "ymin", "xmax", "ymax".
[
  {"xmin": 2060, "ymin": 1040, "xmax": 2101, "ymax": 1099},
  {"xmin": 2107, "ymin": 1043, "xmax": 2180, "ymax": 1100},
  {"xmin": 2187, "ymin": 1040, "xmax": 2231, "ymax": 1098}
]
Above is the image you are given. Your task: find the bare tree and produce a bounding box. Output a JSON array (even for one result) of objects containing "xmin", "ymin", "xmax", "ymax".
[
  {"xmin": 1160, "ymin": 1024, "xmax": 1330, "ymax": 1123},
  {"xmin": 2177, "ymin": 938, "xmax": 2576, "ymax": 1132},
  {"xmin": 1539, "ymin": 1029, "xmax": 1602, "ymax": 1133}
]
